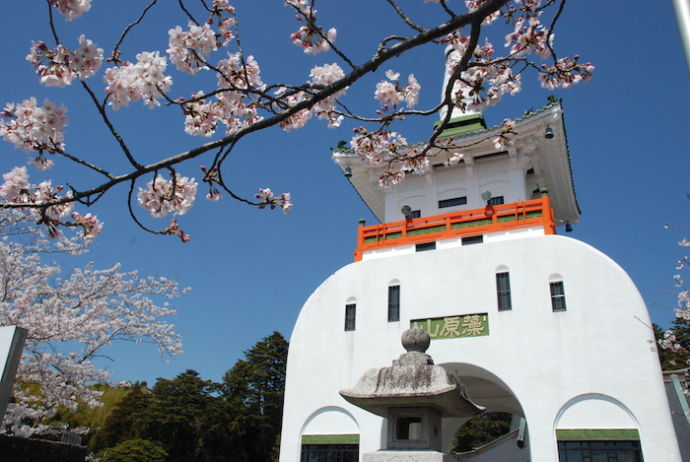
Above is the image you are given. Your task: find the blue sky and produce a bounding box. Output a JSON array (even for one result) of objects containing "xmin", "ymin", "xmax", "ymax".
[{"xmin": 0, "ymin": 1, "xmax": 688, "ymax": 385}]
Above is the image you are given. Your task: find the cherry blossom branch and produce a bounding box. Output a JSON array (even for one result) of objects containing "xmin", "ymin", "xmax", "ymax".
[
  {"xmin": 111, "ymin": 0, "xmax": 160, "ymax": 61},
  {"xmin": 178, "ymin": 0, "xmax": 200, "ymax": 26},
  {"xmin": 384, "ymin": 0, "xmax": 425, "ymax": 33},
  {"xmin": 78, "ymin": 80, "xmax": 143, "ymax": 170},
  {"xmin": 2, "ymin": 0, "xmax": 510, "ymax": 213},
  {"xmin": 46, "ymin": 0, "xmax": 60, "ymax": 46}
]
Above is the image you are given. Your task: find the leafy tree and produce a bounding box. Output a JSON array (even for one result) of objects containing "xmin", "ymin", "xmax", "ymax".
[
  {"xmin": 98, "ymin": 439, "xmax": 168, "ymax": 462},
  {"xmin": 452, "ymin": 412, "xmax": 512, "ymax": 453},
  {"xmin": 221, "ymin": 332, "xmax": 288, "ymax": 462},
  {"xmin": 137, "ymin": 370, "xmax": 226, "ymax": 462},
  {"xmin": 0, "ymin": 1, "xmax": 592, "ymax": 240},
  {"xmin": 0, "ymin": 211, "xmax": 184, "ymax": 437},
  {"xmin": 90, "ymin": 384, "xmax": 152, "ymax": 454}
]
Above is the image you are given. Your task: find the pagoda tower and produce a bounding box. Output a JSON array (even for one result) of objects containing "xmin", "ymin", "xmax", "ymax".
[{"xmin": 279, "ymin": 65, "xmax": 682, "ymax": 461}]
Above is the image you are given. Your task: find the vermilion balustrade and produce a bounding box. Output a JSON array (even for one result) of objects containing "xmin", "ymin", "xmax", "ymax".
[{"xmin": 354, "ymin": 195, "xmax": 556, "ymax": 261}]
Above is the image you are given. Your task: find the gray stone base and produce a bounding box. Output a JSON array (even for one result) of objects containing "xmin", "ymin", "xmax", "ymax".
[{"xmin": 363, "ymin": 450, "xmax": 454, "ymax": 462}]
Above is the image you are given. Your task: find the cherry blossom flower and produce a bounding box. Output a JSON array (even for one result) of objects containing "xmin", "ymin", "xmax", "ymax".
[
  {"xmin": 309, "ymin": 63, "xmax": 346, "ymax": 127},
  {"xmin": 291, "ymin": 25, "xmax": 337, "ymax": 55},
  {"xmin": 445, "ymin": 152, "xmax": 465, "ymax": 166},
  {"xmin": 375, "ymin": 80, "xmax": 403, "ymax": 109},
  {"xmin": 539, "ymin": 56, "xmax": 595, "ymax": 90},
  {"xmin": 162, "ymin": 218, "xmax": 191, "ymax": 242},
  {"xmin": 492, "ymin": 118, "xmax": 516, "ymax": 149},
  {"xmin": 0, "ymin": 98, "xmax": 68, "ymax": 153},
  {"xmin": 137, "ymin": 173, "xmax": 197, "ymax": 218},
  {"xmin": 27, "ymin": 35, "xmax": 103, "ymax": 87},
  {"xmin": 0, "ymin": 167, "xmax": 31, "ymax": 202},
  {"xmin": 278, "ymin": 91, "xmax": 313, "ymax": 131},
  {"xmin": 104, "ymin": 51, "xmax": 172, "ymax": 109},
  {"xmin": 255, "ymin": 188, "xmax": 292, "ymax": 213},
  {"xmin": 167, "ymin": 22, "xmax": 219, "ymax": 74},
  {"xmin": 48, "ymin": 0, "xmax": 91, "ymax": 21},
  {"xmin": 405, "ymin": 74, "xmax": 421, "ymax": 108},
  {"xmin": 183, "ymin": 92, "xmax": 222, "ymax": 137},
  {"xmin": 70, "ymin": 212, "xmax": 102, "ymax": 241}
]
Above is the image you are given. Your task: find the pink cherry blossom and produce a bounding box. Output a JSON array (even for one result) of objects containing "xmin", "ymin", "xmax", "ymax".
[
  {"xmin": 0, "ymin": 167, "xmax": 31, "ymax": 202},
  {"xmin": 0, "ymin": 98, "xmax": 68, "ymax": 153},
  {"xmin": 405, "ymin": 74, "xmax": 421, "ymax": 108},
  {"xmin": 375, "ymin": 80, "xmax": 403, "ymax": 109},
  {"xmin": 255, "ymin": 188, "xmax": 293, "ymax": 213},
  {"xmin": 168, "ymin": 22, "xmax": 219, "ymax": 74},
  {"xmin": 0, "ymin": 215, "xmax": 183, "ymax": 434},
  {"xmin": 104, "ymin": 51, "xmax": 172, "ymax": 109},
  {"xmin": 48, "ymin": 0, "xmax": 91, "ymax": 21},
  {"xmin": 137, "ymin": 173, "xmax": 198, "ymax": 218},
  {"xmin": 27, "ymin": 35, "xmax": 103, "ymax": 87}
]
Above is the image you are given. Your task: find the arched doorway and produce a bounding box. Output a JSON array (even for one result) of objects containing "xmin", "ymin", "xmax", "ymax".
[{"xmin": 438, "ymin": 362, "xmax": 529, "ymax": 459}]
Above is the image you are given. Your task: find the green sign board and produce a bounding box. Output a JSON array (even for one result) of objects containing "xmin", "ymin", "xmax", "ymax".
[{"xmin": 410, "ymin": 313, "xmax": 489, "ymax": 340}]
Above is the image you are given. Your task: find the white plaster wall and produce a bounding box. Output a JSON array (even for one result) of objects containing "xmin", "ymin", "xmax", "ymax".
[
  {"xmin": 383, "ymin": 156, "xmax": 527, "ymax": 221},
  {"xmin": 302, "ymin": 407, "xmax": 360, "ymax": 435},
  {"xmin": 279, "ymin": 235, "xmax": 681, "ymax": 462},
  {"xmin": 555, "ymin": 395, "xmax": 637, "ymax": 429}
]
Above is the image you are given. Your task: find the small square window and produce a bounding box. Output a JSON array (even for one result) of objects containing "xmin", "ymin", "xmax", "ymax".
[
  {"xmin": 487, "ymin": 196, "xmax": 504, "ymax": 206},
  {"xmin": 408, "ymin": 210, "xmax": 421, "ymax": 219},
  {"xmin": 344, "ymin": 304, "xmax": 356, "ymax": 331},
  {"xmin": 550, "ymin": 281, "xmax": 566, "ymax": 311}
]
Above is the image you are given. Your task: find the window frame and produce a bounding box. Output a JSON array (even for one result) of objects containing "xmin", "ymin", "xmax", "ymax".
[
  {"xmin": 344, "ymin": 303, "xmax": 356, "ymax": 331},
  {"xmin": 496, "ymin": 272, "xmax": 512, "ymax": 311},
  {"xmin": 550, "ymin": 280, "xmax": 567, "ymax": 311},
  {"xmin": 388, "ymin": 285, "xmax": 400, "ymax": 322},
  {"xmin": 438, "ymin": 196, "xmax": 467, "ymax": 208}
]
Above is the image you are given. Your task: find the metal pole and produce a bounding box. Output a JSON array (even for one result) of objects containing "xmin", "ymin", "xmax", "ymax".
[{"xmin": 672, "ymin": 0, "xmax": 690, "ymax": 74}]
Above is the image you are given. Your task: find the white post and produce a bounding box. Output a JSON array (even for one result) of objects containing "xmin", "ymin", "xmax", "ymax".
[{"xmin": 0, "ymin": 326, "xmax": 27, "ymax": 421}]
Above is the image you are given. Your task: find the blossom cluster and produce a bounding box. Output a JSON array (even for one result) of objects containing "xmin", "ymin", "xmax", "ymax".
[
  {"xmin": 26, "ymin": 35, "xmax": 103, "ymax": 87},
  {"xmin": 0, "ymin": 236, "xmax": 183, "ymax": 435},
  {"xmin": 538, "ymin": 56, "xmax": 595, "ymax": 90},
  {"xmin": 445, "ymin": 36, "xmax": 521, "ymax": 113},
  {"xmin": 137, "ymin": 173, "xmax": 198, "ymax": 218},
  {"xmin": 255, "ymin": 188, "xmax": 293, "ymax": 214},
  {"xmin": 374, "ymin": 70, "xmax": 421, "ymax": 110},
  {"xmin": 104, "ymin": 51, "xmax": 173, "ymax": 109},
  {"xmin": 0, "ymin": 167, "xmax": 103, "ymax": 241},
  {"xmin": 168, "ymin": 22, "xmax": 220, "ymax": 74},
  {"xmin": 182, "ymin": 52, "xmax": 265, "ymax": 137},
  {"xmin": 48, "ymin": 0, "xmax": 91, "ymax": 21},
  {"xmin": 285, "ymin": 0, "xmax": 337, "ymax": 55},
  {"xmin": 0, "ymin": 98, "xmax": 68, "ymax": 154}
]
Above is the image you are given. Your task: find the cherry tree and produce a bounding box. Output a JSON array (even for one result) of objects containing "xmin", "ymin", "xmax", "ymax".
[
  {"xmin": 0, "ymin": 211, "xmax": 184, "ymax": 436},
  {"xmin": 0, "ymin": 0, "xmax": 593, "ymax": 241}
]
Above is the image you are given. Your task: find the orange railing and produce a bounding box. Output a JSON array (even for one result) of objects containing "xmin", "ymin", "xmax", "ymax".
[{"xmin": 354, "ymin": 195, "xmax": 555, "ymax": 261}]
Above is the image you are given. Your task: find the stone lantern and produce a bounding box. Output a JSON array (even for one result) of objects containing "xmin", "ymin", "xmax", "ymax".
[{"xmin": 340, "ymin": 327, "xmax": 483, "ymax": 461}]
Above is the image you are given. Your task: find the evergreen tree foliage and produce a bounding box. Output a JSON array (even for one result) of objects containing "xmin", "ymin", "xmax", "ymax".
[
  {"xmin": 98, "ymin": 439, "xmax": 168, "ymax": 462},
  {"xmin": 452, "ymin": 412, "xmax": 512, "ymax": 453},
  {"xmin": 221, "ymin": 331, "xmax": 289, "ymax": 462},
  {"xmin": 90, "ymin": 385, "xmax": 152, "ymax": 453},
  {"xmin": 90, "ymin": 331, "xmax": 289, "ymax": 462}
]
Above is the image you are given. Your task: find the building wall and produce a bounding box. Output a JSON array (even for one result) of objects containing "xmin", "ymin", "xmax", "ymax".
[
  {"xmin": 279, "ymin": 235, "xmax": 681, "ymax": 461},
  {"xmin": 383, "ymin": 152, "xmax": 528, "ymax": 221}
]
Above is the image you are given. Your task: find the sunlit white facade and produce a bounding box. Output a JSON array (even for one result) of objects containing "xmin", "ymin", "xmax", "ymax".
[{"xmin": 279, "ymin": 103, "xmax": 682, "ymax": 461}]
